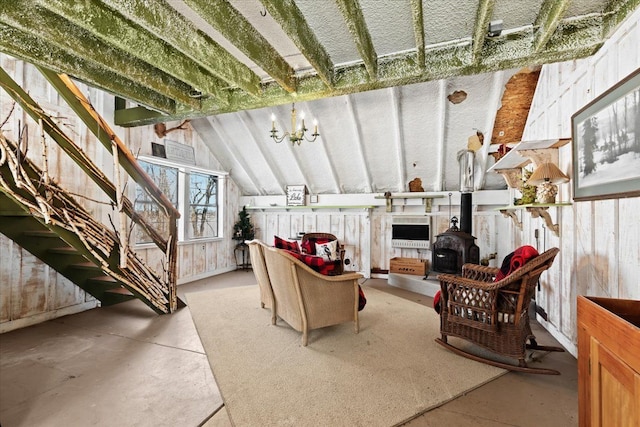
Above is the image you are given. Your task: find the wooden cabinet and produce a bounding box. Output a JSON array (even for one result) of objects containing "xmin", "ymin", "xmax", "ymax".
[{"xmin": 577, "ymin": 296, "xmax": 640, "ymax": 426}]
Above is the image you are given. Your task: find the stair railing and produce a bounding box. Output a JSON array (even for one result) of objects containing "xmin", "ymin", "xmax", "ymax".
[{"xmin": 0, "ymin": 66, "xmax": 180, "ymax": 313}]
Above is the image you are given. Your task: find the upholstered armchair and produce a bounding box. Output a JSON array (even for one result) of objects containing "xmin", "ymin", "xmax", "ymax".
[
  {"xmin": 300, "ymin": 232, "xmax": 346, "ymax": 275},
  {"xmin": 435, "ymin": 247, "xmax": 564, "ymax": 374},
  {"xmin": 263, "ymin": 246, "xmax": 363, "ymax": 346}
]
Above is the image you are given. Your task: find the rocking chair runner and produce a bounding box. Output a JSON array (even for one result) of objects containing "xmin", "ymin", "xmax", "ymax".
[{"xmin": 435, "ymin": 247, "xmax": 564, "ymax": 375}]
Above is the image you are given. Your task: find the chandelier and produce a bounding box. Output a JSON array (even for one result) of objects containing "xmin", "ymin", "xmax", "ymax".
[{"xmin": 270, "ymin": 103, "xmax": 319, "ymax": 145}]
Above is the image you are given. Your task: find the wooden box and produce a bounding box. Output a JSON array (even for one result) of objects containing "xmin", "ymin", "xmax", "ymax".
[
  {"xmin": 389, "ymin": 257, "xmax": 428, "ymax": 276},
  {"xmin": 577, "ymin": 296, "xmax": 640, "ymax": 426}
]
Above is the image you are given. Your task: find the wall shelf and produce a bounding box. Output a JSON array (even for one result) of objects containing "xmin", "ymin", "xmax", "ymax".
[
  {"xmin": 374, "ymin": 193, "xmax": 445, "ymax": 212},
  {"xmin": 245, "ymin": 205, "xmax": 375, "ymax": 212},
  {"xmin": 496, "ymin": 203, "xmax": 571, "ymax": 236}
]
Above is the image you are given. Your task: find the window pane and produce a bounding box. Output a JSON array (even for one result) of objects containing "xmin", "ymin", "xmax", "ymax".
[
  {"xmin": 188, "ymin": 172, "xmax": 218, "ymax": 239},
  {"xmin": 134, "ymin": 161, "xmax": 178, "ymax": 244}
]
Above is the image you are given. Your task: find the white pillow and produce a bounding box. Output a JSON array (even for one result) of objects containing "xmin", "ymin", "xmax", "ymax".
[{"xmin": 315, "ymin": 240, "xmax": 338, "ymax": 262}]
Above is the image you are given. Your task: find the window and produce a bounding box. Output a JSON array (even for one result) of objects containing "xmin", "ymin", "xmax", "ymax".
[
  {"xmin": 134, "ymin": 158, "xmax": 224, "ymax": 245},
  {"xmin": 188, "ymin": 172, "xmax": 217, "ymax": 239}
]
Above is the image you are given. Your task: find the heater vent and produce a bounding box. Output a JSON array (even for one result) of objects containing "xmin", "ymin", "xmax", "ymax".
[{"xmin": 391, "ymin": 216, "xmax": 430, "ymax": 249}]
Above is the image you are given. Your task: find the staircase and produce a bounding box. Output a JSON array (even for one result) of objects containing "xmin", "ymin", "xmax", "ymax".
[
  {"xmin": 0, "ymin": 65, "xmax": 182, "ymax": 315},
  {"xmin": 0, "ymin": 138, "xmax": 180, "ymax": 314}
]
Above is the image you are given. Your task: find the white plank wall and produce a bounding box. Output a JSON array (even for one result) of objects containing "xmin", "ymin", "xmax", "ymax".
[{"xmin": 521, "ymin": 7, "xmax": 640, "ymax": 355}]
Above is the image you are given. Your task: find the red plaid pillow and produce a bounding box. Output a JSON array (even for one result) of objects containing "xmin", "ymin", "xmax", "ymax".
[
  {"xmin": 285, "ymin": 250, "xmax": 336, "ymax": 276},
  {"xmin": 274, "ymin": 235, "xmax": 300, "ymax": 253}
]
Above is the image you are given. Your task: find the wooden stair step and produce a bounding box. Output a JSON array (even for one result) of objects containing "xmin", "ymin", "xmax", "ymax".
[
  {"xmin": 104, "ymin": 287, "xmax": 133, "ymax": 296},
  {"xmin": 23, "ymin": 230, "xmax": 58, "ymax": 238},
  {"xmin": 70, "ymin": 262, "xmax": 102, "ymax": 271},
  {"xmin": 48, "ymin": 247, "xmax": 80, "ymax": 254}
]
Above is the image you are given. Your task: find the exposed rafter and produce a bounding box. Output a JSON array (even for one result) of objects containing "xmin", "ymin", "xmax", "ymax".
[
  {"xmin": 260, "ymin": 0, "xmax": 334, "ymax": 88},
  {"xmin": 182, "ymin": 0, "xmax": 295, "ymax": 94},
  {"xmin": 335, "ymin": 0, "xmax": 378, "ymax": 80},
  {"xmin": 533, "ymin": 0, "xmax": 572, "ymax": 52},
  {"xmin": 0, "ymin": 1, "xmax": 200, "ymax": 109},
  {"xmin": 35, "ymin": 0, "xmax": 229, "ymax": 103},
  {"xmin": 389, "ymin": 87, "xmax": 406, "ymax": 191},
  {"xmin": 344, "ymin": 95, "xmax": 373, "ymax": 193},
  {"xmin": 410, "ymin": 0, "xmax": 426, "ymax": 70},
  {"xmin": 0, "ymin": 0, "xmax": 629, "ymax": 128},
  {"xmin": 0, "ymin": 25, "xmax": 176, "ymax": 114},
  {"xmin": 472, "ymin": 0, "xmax": 497, "ymax": 63},
  {"xmin": 101, "ymin": 0, "xmax": 261, "ymax": 97}
]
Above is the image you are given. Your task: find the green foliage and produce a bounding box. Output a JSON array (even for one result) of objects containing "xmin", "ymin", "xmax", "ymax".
[
  {"xmin": 514, "ymin": 169, "xmax": 537, "ymax": 205},
  {"xmin": 232, "ymin": 206, "xmax": 255, "ymax": 241}
]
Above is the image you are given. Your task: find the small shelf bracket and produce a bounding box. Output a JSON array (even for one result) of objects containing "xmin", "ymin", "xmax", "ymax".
[
  {"xmin": 500, "ymin": 209, "xmax": 523, "ymax": 230},
  {"xmin": 526, "ymin": 206, "xmax": 560, "ymax": 236}
]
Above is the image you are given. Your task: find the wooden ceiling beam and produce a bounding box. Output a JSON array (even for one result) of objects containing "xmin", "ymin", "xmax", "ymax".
[
  {"xmin": 0, "ymin": 1, "xmax": 201, "ymax": 108},
  {"xmin": 261, "ymin": 0, "xmax": 334, "ymax": 88},
  {"xmin": 102, "ymin": 0, "xmax": 261, "ymax": 97},
  {"xmin": 0, "ymin": 24, "xmax": 176, "ymax": 114},
  {"xmin": 36, "ymin": 0, "xmax": 230, "ymax": 103},
  {"xmin": 472, "ymin": 0, "xmax": 497, "ymax": 63},
  {"xmin": 114, "ymin": 16, "xmax": 604, "ymax": 126},
  {"xmin": 335, "ymin": 0, "xmax": 378, "ymax": 80},
  {"xmin": 410, "ymin": 0, "xmax": 426, "ymax": 70},
  {"xmin": 533, "ymin": 0, "xmax": 572, "ymax": 52},
  {"xmin": 182, "ymin": 0, "xmax": 295, "ymax": 94}
]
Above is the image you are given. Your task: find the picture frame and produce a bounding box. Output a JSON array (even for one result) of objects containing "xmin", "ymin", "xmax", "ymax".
[
  {"xmin": 286, "ymin": 185, "xmax": 306, "ymax": 206},
  {"xmin": 571, "ymin": 68, "xmax": 640, "ymax": 201}
]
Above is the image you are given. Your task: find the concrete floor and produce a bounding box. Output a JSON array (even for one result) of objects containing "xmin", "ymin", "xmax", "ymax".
[{"xmin": 0, "ymin": 271, "xmax": 578, "ymax": 426}]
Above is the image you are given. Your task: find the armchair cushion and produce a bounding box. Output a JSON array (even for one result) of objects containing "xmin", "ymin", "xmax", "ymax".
[
  {"xmin": 495, "ymin": 245, "xmax": 539, "ymax": 281},
  {"xmin": 274, "ymin": 235, "xmax": 300, "ymax": 253}
]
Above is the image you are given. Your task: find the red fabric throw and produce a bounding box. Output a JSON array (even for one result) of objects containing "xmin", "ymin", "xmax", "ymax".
[
  {"xmin": 284, "ymin": 250, "xmax": 366, "ymax": 311},
  {"xmin": 495, "ymin": 245, "xmax": 539, "ymax": 281},
  {"xmin": 433, "ymin": 290, "xmax": 442, "ymax": 314}
]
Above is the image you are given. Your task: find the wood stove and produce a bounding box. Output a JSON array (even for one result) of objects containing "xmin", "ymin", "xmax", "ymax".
[
  {"xmin": 432, "ymin": 218, "xmax": 479, "ymax": 274},
  {"xmin": 432, "ymin": 152, "xmax": 480, "ymax": 274}
]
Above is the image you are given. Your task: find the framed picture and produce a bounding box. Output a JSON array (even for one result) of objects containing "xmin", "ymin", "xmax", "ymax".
[
  {"xmin": 571, "ymin": 68, "xmax": 640, "ymax": 201},
  {"xmin": 286, "ymin": 185, "xmax": 306, "ymax": 206}
]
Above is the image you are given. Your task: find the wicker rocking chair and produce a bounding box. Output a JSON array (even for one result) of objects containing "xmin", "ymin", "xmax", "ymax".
[{"xmin": 435, "ymin": 247, "xmax": 564, "ymax": 375}]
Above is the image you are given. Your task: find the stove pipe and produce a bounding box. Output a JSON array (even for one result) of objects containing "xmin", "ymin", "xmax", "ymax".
[{"xmin": 458, "ymin": 149, "xmax": 475, "ymax": 235}]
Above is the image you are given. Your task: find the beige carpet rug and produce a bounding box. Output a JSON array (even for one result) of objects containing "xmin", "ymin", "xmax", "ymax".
[{"xmin": 187, "ymin": 285, "xmax": 506, "ymax": 427}]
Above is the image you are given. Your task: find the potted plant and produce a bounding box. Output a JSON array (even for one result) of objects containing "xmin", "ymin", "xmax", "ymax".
[{"xmin": 232, "ymin": 206, "xmax": 255, "ymax": 242}]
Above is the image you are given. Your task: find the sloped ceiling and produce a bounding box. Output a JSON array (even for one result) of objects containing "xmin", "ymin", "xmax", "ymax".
[{"xmin": 1, "ymin": 0, "xmax": 637, "ymax": 196}]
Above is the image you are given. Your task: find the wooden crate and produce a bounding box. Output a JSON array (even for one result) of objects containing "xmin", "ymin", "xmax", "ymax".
[{"xmin": 389, "ymin": 257, "xmax": 428, "ymax": 276}]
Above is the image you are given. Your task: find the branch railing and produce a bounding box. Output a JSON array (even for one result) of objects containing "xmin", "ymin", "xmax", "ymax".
[{"xmin": 0, "ymin": 65, "xmax": 180, "ymax": 313}]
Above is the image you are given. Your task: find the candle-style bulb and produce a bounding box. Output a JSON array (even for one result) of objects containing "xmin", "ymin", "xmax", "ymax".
[
  {"xmin": 271, "ymin": 113, "xmax": 276, "ymax": 131},
  {"xmin": 313, "ymin": 119, "xmax": 318, "ymax": 134}
]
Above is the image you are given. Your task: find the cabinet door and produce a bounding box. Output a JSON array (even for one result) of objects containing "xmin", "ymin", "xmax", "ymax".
[{"xmin": 590, "ymin": 337, "xmax": 640, "ymax": 426}]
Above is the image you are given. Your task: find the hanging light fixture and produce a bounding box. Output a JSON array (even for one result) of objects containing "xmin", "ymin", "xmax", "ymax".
[{"xmin": 270, "ymin": 103, "xmax": 319, "ymax": 145}]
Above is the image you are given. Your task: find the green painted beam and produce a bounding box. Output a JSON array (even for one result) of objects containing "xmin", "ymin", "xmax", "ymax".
[
  {"xmin": 102, "ymin": 0, "xmax": 261, "ymax": 98},
  {"xmin": 0, "ymin": 24, "xmax": 176, "ymax": 114},
  {"xmin": 0, "ymin": 0, "xmax": 200, "ymax": 108},
  {"xmin": 182, "ymin": 0, "xmax": 295, "ymax": 94},
  {"xmin": 603, "ymin": 0, "xmax": 640, "ymax": 37},
  {"xmin": 533, "ymin": 0, "xmax": 572, "ymax": 52},
  {"xmin": 115, "ymin": 20, "xmax": 604, "ymax": 126},
  {"xmin": 335, "ymin": 0, "xmax": 378, "ymax": 80},
  {"xmin": 261, "ymin": 0, "xmax": 334, "ymax": 88},
  {"xmin": 410, "ymin": 0, "xmax": 425, "ymax": 70},
  {"xmin": 35, "ymin": 0, "xmax": 229, "ymax": 104},
  {"xmin": 472, "ymin": 0, "xmax": 496, "ymax": 63}
]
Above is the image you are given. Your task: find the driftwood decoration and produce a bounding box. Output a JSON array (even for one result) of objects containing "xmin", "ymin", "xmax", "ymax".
[{"xmin": 153, "ymin": 120, "xmax": 190, "ymax": 138}]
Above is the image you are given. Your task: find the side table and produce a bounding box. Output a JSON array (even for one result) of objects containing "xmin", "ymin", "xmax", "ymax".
[{"xmin": 234, "ymin": 242, "xmax": 251, "ymax": 271}]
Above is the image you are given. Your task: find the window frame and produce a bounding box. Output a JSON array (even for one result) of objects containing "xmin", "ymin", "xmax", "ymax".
[{"xmin": 135, "ymin": 155, "xmax": 227, "ymax": 247}]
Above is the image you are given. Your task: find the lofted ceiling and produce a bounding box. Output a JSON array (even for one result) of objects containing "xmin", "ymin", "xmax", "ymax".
[{"xmin": 1, "ymin": 0, "xmax": 637, "ymax": 196}]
